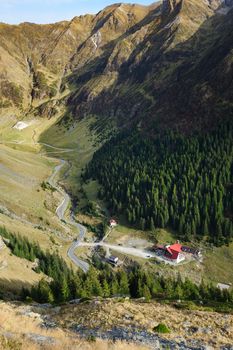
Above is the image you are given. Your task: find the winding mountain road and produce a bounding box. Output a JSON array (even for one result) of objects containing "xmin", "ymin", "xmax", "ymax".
[
  {"xmin": 47, "ymin": 159, "xmax": 89, "ymax": 273},
  {"xmin": 1, "ymin": 138, "xmax": 155, "ymax": 272},
  {"xmin": 48, "ymin": 158, "xmax": 155, "ymax": 271},
  {"xmin": 1, "ymin": 138, "xmax": 90, "ymax": 272}
]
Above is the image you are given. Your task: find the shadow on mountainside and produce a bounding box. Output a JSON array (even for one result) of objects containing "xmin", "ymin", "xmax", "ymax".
[
  {"xmin": 40, "ymin": 2, "xmax": 233, "ymax": 144},
  {"xmin": 0, "ymin": 277, "xmax": 36, "ymax": 297}
]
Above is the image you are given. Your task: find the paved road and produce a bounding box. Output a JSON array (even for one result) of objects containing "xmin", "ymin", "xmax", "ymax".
[
  {"xmin": 67, "ymin": 221, "xmax": 89, "ymax": 273},
  {"xmin": 47, "ymin": 158, "xmax": 90, "ymax": 272},
  {"xmin": 47, "ymin": 158, "xmax": 157, "ymax": 270},
  {"xmin": 1, "ymin": 139, "xmax": 90, "ymax": 271},
  {"xmin": 1, "ymin": 139, "xmax": 160, "ymax": 271}
]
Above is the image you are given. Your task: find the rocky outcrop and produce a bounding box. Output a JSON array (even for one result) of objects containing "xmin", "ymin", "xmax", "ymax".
[{"xmin": 162, "ymin": 0, "xmax": 182, "ymax": 15}]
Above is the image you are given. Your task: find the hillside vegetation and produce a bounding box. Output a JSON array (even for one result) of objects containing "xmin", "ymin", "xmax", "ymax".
[
  {"xmin": 0, "ymin": 2, "xmax": 233, "ymax": 348},
  {"xmin": 1, "ymin": 226, "xmax": 233, "ymax": 313},
  {"xmin": 0, "ymin": 0, "xmax": 232, "ymax": 132},
  {"xmin": 85, "ymin": 121, "xmax": 233, "ymax": 245},
  {"xmin": 0, "ymin": 302, "xmax": 148, "ymax": 350}
]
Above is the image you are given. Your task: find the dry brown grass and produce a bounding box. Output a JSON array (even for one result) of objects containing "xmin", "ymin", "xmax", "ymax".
[
  {"xmin": 1, "ymin": 298, "xmax": 232, "ymax": 350},
  {"xmin": 76, "ymin": 214, "xmax": 101, "ymax": 227},
  {"xmin": 53, "ymin": 299, "xmax": 233, "ymax": 348},
  {"xmin": 0, "ymin": 302, "xmax": 148, "ymax": 350},
  {"xmin": 0, "ymin": 243, "xmax": 43, "ymax": 291}
]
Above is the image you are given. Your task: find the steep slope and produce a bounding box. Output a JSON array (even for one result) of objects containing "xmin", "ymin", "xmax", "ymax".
[
  {"xmin": 0, "ymin": 16, "xmax": 94, "ymax": 110},
  {"xmin": 68, "ymin": 0, "xmax": 233, "ymax": 132},
  {"xmin": 0, "ymin": 3, "xmax": 151, "ymax": 114},
  {"xmin": 0, "ymin": 0, "xmax": 232, "ymax": 132}
]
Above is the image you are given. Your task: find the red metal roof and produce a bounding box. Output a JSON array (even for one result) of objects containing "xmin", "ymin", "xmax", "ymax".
[
  {"xmin": 169, "ymin": 243, "xmax": 182, "ymax": 253},
  {"xmin": 165, "ymin": 243, "xmax": 182, "ymax": 260},
  {"xmin": 166, "ymin": 246, "xmax": 173, "ymax": 255}
]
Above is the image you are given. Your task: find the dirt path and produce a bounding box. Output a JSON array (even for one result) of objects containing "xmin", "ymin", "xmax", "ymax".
[{"xmin": 74, "ymin": 242, "xmax": 155, "ymax": 260}]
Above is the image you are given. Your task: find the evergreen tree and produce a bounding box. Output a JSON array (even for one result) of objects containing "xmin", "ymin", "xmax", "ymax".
[
  {"xmin": 118, "ymin": 271, "xmax": 130, "ymax": 295},
  {"xmin": 142, "ymin": 285, "xmax": 151, "ymax": 301},
  {"xmin": 84, "ymin": 122, "xmax": 233, "ymax": 244}
]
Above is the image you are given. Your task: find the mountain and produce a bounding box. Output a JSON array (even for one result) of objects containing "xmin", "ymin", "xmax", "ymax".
[
  {"xmin": 67, "ymin": 0, "xmax": 233, "ymax": 132},
  {"xmin": 0, "ymin": 0, "xmax": 233, "ymax": 132},
  {"xmin": 1, "ymin": 3, "xmax": 233, "ymax": 345},
  {"xmin": 0, "ymin": 3, "xmax": 154, "ymax": 112}
]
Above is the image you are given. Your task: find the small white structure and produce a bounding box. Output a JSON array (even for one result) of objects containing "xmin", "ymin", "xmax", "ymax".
[
  {"xmin": 13, "ymin": 121, "xmax": 30, "ymax": 130},
  {"xmin": 109, "ymin": 219, "xmax": 117, "ymax": 228},
  {"xmin": 217, "ymin": 283, "xmax": 231, "ymax": 291},
  {"xmin": 107, "ymin": 256, "xmax": 119, "ymax": 265}
]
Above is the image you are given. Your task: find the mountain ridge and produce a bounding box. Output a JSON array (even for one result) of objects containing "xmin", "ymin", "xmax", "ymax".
[{"xmin": 0, "ymin": 0, "xmax": 232, "ymax": 133}]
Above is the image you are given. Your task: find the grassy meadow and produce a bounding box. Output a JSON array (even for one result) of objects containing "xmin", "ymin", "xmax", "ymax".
[{"xmin": 1, "ymin": 111, "xmax": 233, "ymax": 290}]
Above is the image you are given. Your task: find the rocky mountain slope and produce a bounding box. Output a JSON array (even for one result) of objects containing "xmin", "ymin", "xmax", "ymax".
[
  {"xmin": 1, "ymin": 299, "xmax": 233, "ymax": 349},
  {"xmin": 0, "ymin": 301, "xmax": 148, "ymax": 350},
  {"xmin": 0, "ymin": 0, "xmax": 233, "ymax": 131}
]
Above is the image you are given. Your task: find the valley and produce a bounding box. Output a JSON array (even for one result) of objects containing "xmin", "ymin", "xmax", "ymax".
[
  {"xmin": 0, "ymin": 0, "xmax": 233, "ymax": 348},
  {"xmin": 0, "ymin": 113, "xmax": 93, "ymax": 276},
  {"xmin": 0, "ymin": 111, "xmax": 233, "ymax": 291}
]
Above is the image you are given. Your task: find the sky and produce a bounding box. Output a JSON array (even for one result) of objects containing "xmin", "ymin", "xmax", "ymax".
[{"xmin": 0, "ymin": 0, "xmax": 154, "ymax": 24}]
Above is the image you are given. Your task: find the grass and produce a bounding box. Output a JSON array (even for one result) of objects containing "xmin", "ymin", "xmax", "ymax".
[
  {"xmin": 83, "ymin": 180, "xmax": 99, "ymax": 202},
  {"xmin": 0, "ymin": 242, "xmax": 43, "ymax": 292},
  {"xmin": 39, "ymin": 116, "xmax": 98, "ymax": 197},
  {"xmin": 153, "ymin": 228, "xmax": 175, "ymax": 244},
  {"xmin": 105, "ymin": 224, "xmax": 153, "ymax": 245},
  {"xmin": 203, "ymin": 242, "xmax": 233, "ymax": 285},
  {"xmin": 0, "ymin": 114, "xmax": 97, "ymax": 281},
  {"xmin": 0, "ymin": 302, "xmax": 149, "ymax": 350},
  {"xmin": 0, "ymin": 144, "xmax": 60, "ymax": 226},
  {"xmin": 53, "ymin": 298, "xmax": 233, "ymax": 348},
  {"xmin": 1, "ymin": 111, "xmax": 233, "ymax": 289},
  {"xmin": 74, "ymin": 246, "xmax": 92, "ymax": 260},
  {"xmin": 40, "ymin": 115, "xmax": 109, "ymax": 218},
  {"xmin": 0, "ymin": 114, "xmax": 65, "ymax": 229}
]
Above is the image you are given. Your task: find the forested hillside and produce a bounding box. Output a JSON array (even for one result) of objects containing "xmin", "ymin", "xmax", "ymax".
[
  {"xmin": 1, "ymin": 226, "xmax": 233, "ymax": 308},
  {"xmin": 85, "ymin": 122, "xmax": 233, "ymax": 245}
]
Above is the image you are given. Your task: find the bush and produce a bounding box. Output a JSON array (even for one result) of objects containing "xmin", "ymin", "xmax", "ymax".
[
  {"xmin": 0, "ymin": 80, "xmax": 23, "ymax": 106},
  {"xmin": 25, "ymin": 296, "xmax": 33, "ymax": 303},
  {"xmin": 86, "ymin": 335, "xmax": 96, "ymax": 342},
  {"xmin": 153, "ymin": 323, "xmax": 171, "ymax": 334}
]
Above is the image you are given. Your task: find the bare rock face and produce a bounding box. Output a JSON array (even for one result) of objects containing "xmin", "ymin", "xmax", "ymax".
[{"xmin": 162, "ymin": 0, "xmax": 182, "ymax": 15}]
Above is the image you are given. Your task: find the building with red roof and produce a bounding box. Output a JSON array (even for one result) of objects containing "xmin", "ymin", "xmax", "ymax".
[
  {"xmin": 153, "ymin": 241, "xmax": 201, "ymax": 264},
  {"xmin": 164, "ymin": 243, "xmax": 185, "ymax": 263}
]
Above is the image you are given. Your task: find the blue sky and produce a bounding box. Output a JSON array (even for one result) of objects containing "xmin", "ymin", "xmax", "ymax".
[{"xmin": 0, "ymin": 0, "xmax": 154, "ymax": 24}]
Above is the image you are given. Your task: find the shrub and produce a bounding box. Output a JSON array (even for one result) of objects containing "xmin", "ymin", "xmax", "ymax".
[
  {"xmin": 86, "ymin": 335, "xmax": 96, "ymax": 342},
  {"xmin": 153, "ymin": 323, "xmax": 171, "ymax": 334}
]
